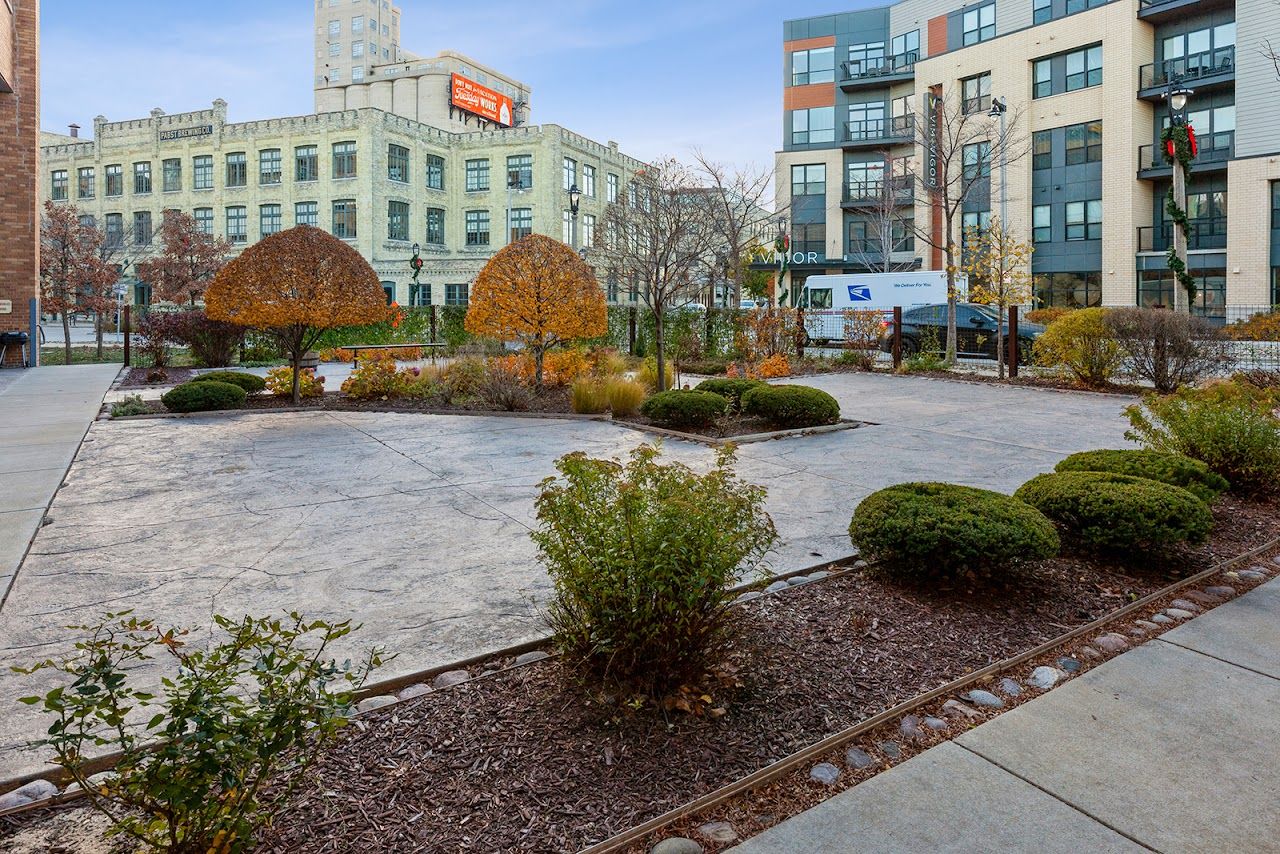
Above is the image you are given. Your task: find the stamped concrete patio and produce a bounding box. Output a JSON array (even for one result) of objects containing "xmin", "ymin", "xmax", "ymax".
[{"xmin": 0, "ymin": 373, "xmax": 1135, "ymax": 780}]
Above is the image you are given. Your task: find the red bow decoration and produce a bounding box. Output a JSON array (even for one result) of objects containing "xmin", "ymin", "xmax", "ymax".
[{"xmin": 1187, "ymin": 124, "xmax": 1198, "ymax": 157}]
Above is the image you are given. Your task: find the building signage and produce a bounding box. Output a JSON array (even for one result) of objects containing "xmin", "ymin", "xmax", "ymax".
[
  {"xmin": 766, "ymin": 250, "xmax": 823, "ymax": 266},
  {"xmin": 450, "ymin": 73, "xmax": 513, "ymax": 127},
  {"xmin": 158, "ymin": 125, "xmax": 213, "ymax": 142},
  {"xmin": 925, "ymin": 91, "xmax": 940, "ymax": 190}
]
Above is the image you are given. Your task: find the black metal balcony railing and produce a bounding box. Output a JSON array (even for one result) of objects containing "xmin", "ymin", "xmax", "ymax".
[
  {"xmin": 1139, "ymin": 46, "xmax": 1235, "ymax": 90},
  {"xmin": 1137, "ymin": 216, "xmax": 1228, "ymax": 251},
  {"xmin": 850, "ymin": 238, "xmax": 916, "ymax": 257},
  {"xmin": 840, "ymin": 51, "xmax": 919, "ymax": 82},
  {"xmin": 845, "ymin": 115, "xmax": 915, "ymax": 144},
  {"xmin": 842, "ymin": 177, "xmax": 915, "ymax": 205},
  {"xmin": 1138, "ymin": 130, "xmax": 1234, "ymax": 170}
]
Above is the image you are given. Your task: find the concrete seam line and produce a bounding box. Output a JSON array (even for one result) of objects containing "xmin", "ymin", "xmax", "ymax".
[
  {"xmin": 1153, "ymin": 637, "xmax": 1280, "ymax": 684},
  {"xmin": 951, "ymin": 741, "xmax": 1162, "ymax": 853}
]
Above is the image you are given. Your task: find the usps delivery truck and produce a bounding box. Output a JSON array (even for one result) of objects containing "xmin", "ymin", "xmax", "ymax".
[{"xmin": 799, "ymin": 271, "xmax": 967, "ymax": 344}]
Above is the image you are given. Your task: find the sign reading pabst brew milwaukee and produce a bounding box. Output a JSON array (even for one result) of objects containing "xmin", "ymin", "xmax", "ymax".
[{"xmin": 450, "ymin": 73, "xmax": 513, "ymax": 127}]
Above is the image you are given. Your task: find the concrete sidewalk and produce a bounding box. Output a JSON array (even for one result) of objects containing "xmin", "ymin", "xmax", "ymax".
[
  {"xmin": 731, "ymin": 576, "xmax": 1280, "ymax": 853},
  {"xmin": 0, "ymin": 365, "xmax": 119, "ymax": 604}
]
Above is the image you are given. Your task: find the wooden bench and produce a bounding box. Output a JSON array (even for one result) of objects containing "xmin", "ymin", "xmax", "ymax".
[{"xmin": 340, "ymin": 342, "xmax": 445, "ymax": 368}]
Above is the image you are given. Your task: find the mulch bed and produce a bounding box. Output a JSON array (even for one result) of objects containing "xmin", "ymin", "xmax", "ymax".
[
  {"xmin": 897, "ymin": 368, "xmax": 1149, "ymax": 396},
  {"xmin": 117, "ymin": 367, "xmax": 196, "ymax": 389}
]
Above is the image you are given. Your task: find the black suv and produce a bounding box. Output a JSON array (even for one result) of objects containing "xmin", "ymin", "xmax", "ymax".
[{"xmin": 879, "ymin": 303, "xmax": 1045, "ymax": 361}]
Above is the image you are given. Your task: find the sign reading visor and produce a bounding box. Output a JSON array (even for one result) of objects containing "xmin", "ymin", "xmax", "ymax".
[{"xmin": 450, "ymin": 73, "xmax": 513, "ymax": 127}]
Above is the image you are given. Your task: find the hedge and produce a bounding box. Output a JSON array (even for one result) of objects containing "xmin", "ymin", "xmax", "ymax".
[
  {"xmin": 639, "ymin": 390, "xmax": 728, "ymax": 429},
  {"xmin": 741, "ymin": 384, "xmax": 840, "ymax": 429},
  {"xmin": 161, "ymin": 381, "xmax": 247, "ymax": 414},
  {"xmin": 190, "ymin": 371, "xmax": 267, "ymax": 395},
  {"xmin": 1054, "ymin": 449, "xmax": 1228, "ymax": 503}
]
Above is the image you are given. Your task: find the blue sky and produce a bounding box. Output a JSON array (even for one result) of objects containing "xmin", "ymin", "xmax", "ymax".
[{"xmin": 41, "ymin": 0, "xmax": 866, "ymax": 175}]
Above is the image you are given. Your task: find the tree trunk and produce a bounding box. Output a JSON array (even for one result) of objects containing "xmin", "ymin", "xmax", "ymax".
[
  {"xmin": 944, "ymin": 248, "xmax": 958, "ymax": 365},
  {"xmin": 95, "ymin": 311, "xmax": 104, "ymax": 361},
  {"xmin": 291, "ymin": 353, "xmax": 302, "ymax": 406},
  {"xmin": 62, "ymin": 312, "xmax": 72, "ymax": 366},
  {"xmin": 996, "ymin": 310, "xmax": 1006, "ymax": 380},
  {"xmin": 654, "ymin": 311, "xmax": 667, "ymax": 392},
  {"xmin": 534, "ymin": 344, "xmax": 545, "ymax": 390}
]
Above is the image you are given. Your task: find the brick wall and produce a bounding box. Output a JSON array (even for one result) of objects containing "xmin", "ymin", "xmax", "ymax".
[{"xmin": 0, "ymin": 0, "xmax": 38, "ymax": 365}]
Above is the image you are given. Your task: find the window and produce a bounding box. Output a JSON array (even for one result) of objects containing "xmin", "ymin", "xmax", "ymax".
[
  {"xmin": 77, "ymin": 167, "xmax": 95, "ymax": 199},
  {"xmin": 133, "ymin": 211, "xmax": 153, "ymax": 246},
  {"xmin": 328, "ymin": 19, "xmax": 339, "ymax": 37},
  {"xmin": 162, "ymin": 158, "xmax": 181, "ymax": 192},
  {"xmin": 381, "ymin": 144, "xmax": 408, "ymax": 183},
  {"xmin": 847, "ymin": 41, "xmax": 886, "ymax": 75},
  {"xmin": 193, "ymin": 155, "xmax": 213, "ymax": 190},
  {"xmin": 563, "ymin": 210, "xmax": 577, "ymax": 245},
  {"xmin": 329, "ymin": 42, "xmax": 341, "ymax": 57},
  {"xmin": 791, "ymin": 164, "xmax": 826, "ymax": 197},
  {"xmin": 104, "ymin": 214, "xmax": 124, "ymax": 249},
  {"xmin": 295, "ymin": 201, "xmax": 318, "ymax": 227},
  {"xmin": 224, "ymin": 207, "xmax": 247, "ymax": 243},
  {"xmin": 465, "ymin": 210, "xmax": 490, "ymax": 246},
  {"xmin": 1086, "ymin": 121, "xmax": 1102, "ymax": 161},
  {"xmin": 792, "ymin": 222, "xmax": 825, "ymax": 258},
  {"xmin": 352, "ymin": 15, "xmax": 363, "ymax": 33},
  {"xmin": 891, "ymin": 30, "xmax": 920, "ymax": 62},
  {"xmin": 465, "ymin": 158, "xmax": 490, "ymax": 192},
  {"xmin": 962, "ymin": 211, "xmax": 991, "ymax": 250},
  {"xmin": 962, "ymin": 3, "xmax": 996, "ymax": 46},
  {"xmin": 1064, "ymin": 121, "xmax": 1102, "ymax": 164},
  {"xmin": 607, "ymin": 173, "xmax": 619, "ymax": 203},
  {"xmin": 259, "ymin": 149, "xmax": 282, "ymax": 185},
  {"xmin": 1033, "ymin": 205, "xmax": 1051, "ymax": 242},
  {"xmin": 962, "ymin": 141, "xmax": 991, "ymax": 181},
  {"xmin": 445, "ymin": 284, "xmax": 469, "ymax": 306},
  {"xmin": 1273, "ymin": 181, "xmax": 1280, "ymax": 230},
  {"xmin": 962, "ymin": 73, "xmax": 991, "ymax": 114},
  {"xmin": 352, "ymin": 40, "xmax": 364, "ymax": 58},
  {"xmin": 388, "ymin": 200, "xmax": 409, "ymax": 240},
  {"xmin": 332, "ymin": 199, "xmax": 357, "ymax": 239},
  {"xmin": 260, "ymin": 204, "xmax": 282, "ymax": 237},
  {"xmin": 583, "ymin": 163, "xmax": 596, "ymax": 197},
  {"xmin": 583, "ymin": 213, "xmax": 596, "ymax": 249},
  {"xmin": 1066, "ymin": 44, "xmax": 1102, "ymax": 91},
  {"xmin": 506, "ymin": 154, "xmax": 532, "ymax": 190},
  {"xmin": 225, "ymin": 152, "xmax": 247, "ymax": 188},
  {"xmin": 104, "ymin": 164, "xmax": 123, "ymax": 197},
  {"xmin": 332, "ymin": 141, "xmax": 357, "ymax": 179},
  {"xmin": 329, "ymin": 67, "xmax": 342, "ymax": 82},
  {"xmin": 51, "ymin": 170, "xmax": 68, "ymax": 201},
  {"xmin": 425, "ymin": 154, "xmax": 445, "ymax": 190},
  {"xmin": 1034, "ymin": 0, "xmax": 1052, "ymax": 25},
  {"xmin": 1033, "ymin": 130, "xmax": 1052, "ymax": 170},
  {"xmin": 352, "ymin": 67, "xmax": 365, "ymax": 82},
  {"xmin": 426, "ymin": 207, "xmax": 445, "ymax": 244},
  {"xmin": 295, "ymin": 146, "xmax": 318, "ymax": 182},
  {"xmin": 409, "ymin": 283, "xmax": 431, "ymax": 307},
  {"xmin": 133, "ymin": 162, "xmax": 152, "ymax": 194},
  {"xmin": 78, "ymin": 214, "xmax": 96, "ymax": 229},
  {"xmin": 1034, "ymin": 272, "xmax": 1102, "ymax": 308},
  {"xmin": 563, "ymin": 157, "xmax": 577, "ymax": 191},
  {"xmin": 1034, "ymin": 59, "xmax": 1052, "ymax": 98},
  {"xmin": 194, "ymin": 207, "xmax": 213, "ymax": 235},
  {"xmin": 792, "ymin": 106, "xmax": 835, "ymax": 145},
  {"xmin": 1065, "ymin": 199, "xmax": 1101, "ymax": 240},
  {"xmin": 508, "ymin": 207, "xmax": 532, "ymax": 242},
  {"xmin": 791, "ymin": 46, "xmax": 835, "ymax": 85}
]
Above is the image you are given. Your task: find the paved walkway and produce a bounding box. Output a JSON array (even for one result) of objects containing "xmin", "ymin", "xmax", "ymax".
[
  {"xmin": 0, "ymin": 365, "xmax": 119, "ymax": 605},
  {"xmin": 731, "ymin": 575, "xmax": 1280, "ymax": 853}
]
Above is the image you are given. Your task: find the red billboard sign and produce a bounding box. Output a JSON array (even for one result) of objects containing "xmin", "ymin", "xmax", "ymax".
[{"xmin": 450, "ymin": 73, "xmax": 514, "ymax": 127}]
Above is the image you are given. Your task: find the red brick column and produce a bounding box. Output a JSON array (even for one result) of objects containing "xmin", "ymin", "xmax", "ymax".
[{"xmin": 0, "ymin": 1, "xmax": 39, "ymax": 365}]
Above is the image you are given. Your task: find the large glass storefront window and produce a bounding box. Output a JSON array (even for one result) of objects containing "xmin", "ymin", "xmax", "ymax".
[
  {"xmin": 1033, "ymin": 272, "xmax": 1101, "ymax": 308},
  {"xmin": 1138, "ymin": 269, "xmax": 1226, "ymax": 320}
]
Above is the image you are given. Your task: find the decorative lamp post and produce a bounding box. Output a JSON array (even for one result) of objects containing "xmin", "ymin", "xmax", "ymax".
[
  {"xmin": 409, "ymin": 242, "xmax": 423, "ymax": 286},
  {"xmin": 1164, "ymin": 79, "xmax": 1196, "ymax": 313},
  {"xmin": 774, "ymin": 218, "xmax": 789, "ymax": 307},
  {"xmin": 568, "ymin": 183, "xmax": 582, "ymax": 251}
]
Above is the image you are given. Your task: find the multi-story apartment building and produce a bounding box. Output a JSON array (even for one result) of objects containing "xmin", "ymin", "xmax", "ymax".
[
  {"xmin": 777, "ymin": 0, "xmax": 1280, "ymax": 321},
  {"xmin": 39, "ymin": 2, "xmax": 641, "ymax": 308}
]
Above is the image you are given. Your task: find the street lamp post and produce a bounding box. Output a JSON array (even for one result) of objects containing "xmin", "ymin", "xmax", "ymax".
[
  {"xmin": 774, "ymin": 218, "xmax": 789, "ymax": 307},
  {"xmin": 1166, "ymin": 80, "xmax": 1194, "ymax": 313},
  {"xmin": 987, "ymin": 97, "xmax": 1008, "ymax": 228},
  {"xmin": 568, "ymin": 183, "xmax": 582, "ymax": 251}
]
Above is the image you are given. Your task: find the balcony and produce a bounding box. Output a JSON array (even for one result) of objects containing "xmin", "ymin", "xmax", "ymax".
[
  {"xmin": 1136, "ymin": 130, "xmax": 1234, "ymax": 179},
  {"xmin": 1136, "ymin": 216, "xmax": 1228, "ymax": 252},
  {"xmin": 843, "ymin": 115, "xmax": 915, "ymax": 149},
  {"xmin": 1138, "ymin": 0, "xmax": 1233, "ymax": 24},
  {"xmin": 842, "ymin": 178, "xmax": 915, "ymax": 208},
  {"xmin": 1138, "ymin": 46, "xmax": 1235, "ymax": 99},
  {"xmin": 839, "ymin": 52, "xmax": 918, "ymax": 90}
]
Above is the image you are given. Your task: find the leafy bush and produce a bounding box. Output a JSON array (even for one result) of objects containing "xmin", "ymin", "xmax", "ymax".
[
  {"xmin": 1055, "ymin": 449, "xmax": 1229, "ymax": 503},
  {"xmin": 340, "ymin": 354, "xmax": 414, "ymax": 400},
  {"xmin": 678, "ymin": 358, "xmax": 731, "ymax": 376},
  {"xmin": 110, "ymin": 394, "xmax": 150, "ymax": 418},
  {"xmin": 164, "ymin": 309, "xmax": 246, "ymax": 368},
  {"xmin": 266, "ymin": 366, "xmax": 324, "ymax": 398},
  {"xmin": 588, "ymin": 348, "xmax": 631, "ymax": 378},
  {"xmin": 1235, "ymin": 369, "xmax": 1280, "ymax": 391},
  {"xmin": 16, "ymin": 612, "xmax": 383, "ymax": 854},
  {"xmin": 190, "ymin": 371, "xmax": 266, "ymax": 395},
  {"xmin": 752, "ymin": 354, "xmax": 792, "ymax": 379},
  {"xmin": 695, "ymin": 378, "xmax": 766, "ymax": 411},
  {"xmin": 571, "ymin": 379, "xmax": 609, "ymax": 414},
  {"xmin": 479, "ymin": 360, "xmax": 534, "ymax": 411},
  {"xmin": 436, "ymin": 357, "xmax": 486, "ymax": 404},
  {"xmin": 1015, "ymin": 471, "xmax": 1212, "ymax": 551},
  {"xmin": 1033, "ymin": 307, "xmax": 1124, "ymax": 387},
  {"xmin": 639, "ymin": 389, "xmax": 728, "ymax": 429},
  {"xmin": 1105, "ymin": 307, "xmax": 1229, "ymax": 393},
  {"xmin": 1026, "ymin": 307, "xmax": 1071, "ymax": 326},
  {"xmin": 1224, "ymin": 310, "xmax": 1280, "ymax": 342},
  {"xmin": 604, "ymin": 378, "xmax": 647, "ymax": 417},
  {"xmin": 848, "ymin": 482, "xmax": 1060, "ymax": 578},
  {"xmin": 1125, "ymin": 381, "xmax": 1280, "ymax": 494},
  {"xmin": 160, "ymin": 381, "xmax": 246, "ymax": 413},
  {"xmin": 637, "ymin": 356, "xmax": 674, "ymax": 391},
  {"xmin": 741, "ymin": 384, "xmax": 840, "ymax": 429},
  {"xmin": 532, "ymin": 445, "xmax": 777, "ymax": 697},
  {"xmin": 135, "ymin": 311, "xmax": 180, "ymax": 369}
]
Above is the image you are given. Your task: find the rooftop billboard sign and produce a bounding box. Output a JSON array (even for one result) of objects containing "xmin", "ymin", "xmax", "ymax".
[{"xmin": 450, "ymin": 73, "xmax": 513, "ymax": 127}]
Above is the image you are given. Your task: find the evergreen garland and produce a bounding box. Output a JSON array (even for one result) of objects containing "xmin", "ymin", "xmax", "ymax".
[{"xmin": 1160, "ymin": 124, "xmax": 1198, "ymax": 303}]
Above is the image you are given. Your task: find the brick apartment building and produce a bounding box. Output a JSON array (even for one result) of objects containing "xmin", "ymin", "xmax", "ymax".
[{"xmin": 0, "ymin": 0, "xmax": 38, "ymax": 365}]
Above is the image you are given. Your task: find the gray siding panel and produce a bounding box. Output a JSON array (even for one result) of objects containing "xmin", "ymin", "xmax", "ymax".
[{"xmin": 1234, "ymin": 0, "xmax": 1280, "ymax": 158}]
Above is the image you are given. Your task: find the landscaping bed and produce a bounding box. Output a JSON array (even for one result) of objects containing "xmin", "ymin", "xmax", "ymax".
[{"xmin": 117, "ymin": 366, "xmax": 196, "ymax": 388}]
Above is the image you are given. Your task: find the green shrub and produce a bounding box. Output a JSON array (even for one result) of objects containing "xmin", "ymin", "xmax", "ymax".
[
  {"xmin": 741, "ymin": 384, "xmax": 840, "ymax": 429},
  {"xmin": 190, "ymin": 370, "xmax": 266, "ymax": 395},
  {"xmin": 532, "ymin": 445, "xmax": 777, "ymax": 697},
  {"xmin": 160, "ymin": 381, "xmax": 247, "ymax": 413},
  {"xmin": 110, "ymin": 394, "xmax": 150, "ymax": 418},
  {"xmin": 1015, "ymin": 471, "xmax": 1212, "ymax": 551},
  {"xmin": 640, "ymin": 389, "xmax": 728, "ymax": 429},
  {"xmin": 1125, "ymin": 380, "xmax": 1280, "ymax": 495},
  {"xmin": 16, "ymin": 612, "xmax": 384, "ymax": 854},
  {"xmin": 1033, "ymin": 307, "xmax": 1124, "ymax": 388},
  {"xmin": 849, "ymin": 482, "xmax": 1060, "ymax": 578},
  {"xmin": 1055, "ymin": 449, "xmax": 1229, "ymax": 503},
  {"xmin": 695, "ymin": 378, "xmax": 765, "ymax": 411}
]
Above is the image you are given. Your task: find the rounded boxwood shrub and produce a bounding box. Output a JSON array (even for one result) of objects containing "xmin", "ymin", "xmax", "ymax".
[
  {"xmin": 1014, "ymin": 471, "xmax": 1212, "ymax": 552},
  {"xmin": 190, "ymin": 371, "xmax": 266, "ymax": 395},
  {"xmin": 695, "ymin": 378, "xmax": 765, "ymax": 411},
  {"xmin": 1055, "ymin": 449, "xmax": 1228, "ymax": 503},
  {"xmin": 639, "ymin": 390, "xmax": 728, "ymax": 429},
  {"xmin": 161, "ymin": 380, "xmax": 247, "ymax": 414},
  {"xmin": 849, "ymin": 482, "xmax": 1060, "ymax": 579},
  {"xmin": 741, "ymin": 384, "xmax": 840, "ymax": 429}
]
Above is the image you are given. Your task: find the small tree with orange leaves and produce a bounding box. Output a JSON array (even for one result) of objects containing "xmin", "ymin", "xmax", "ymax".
[
  {"xmin": 205, "ymin": 226, "xmax": 387, "ymax": 403},
  {"xmin": 134, "ymin": 211, "xmax": 232, "ymax": 306},
  {"xmin": 465, "ymin": 234, "xmax": 607, "ymax": 389}
]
